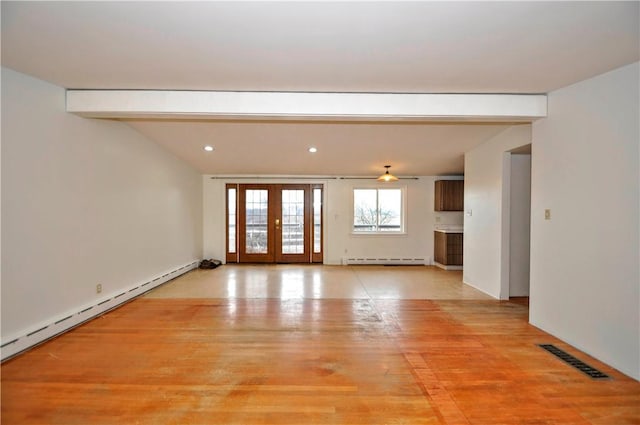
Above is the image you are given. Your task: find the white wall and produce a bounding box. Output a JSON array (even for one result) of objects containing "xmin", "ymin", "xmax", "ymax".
[
  {"xmin": 530, "ymin": 62, "xmax": 639, "ymax": 380},
  {"xmin": 202, "ymin": 176, "xmax": 462, "ymax": 265},
  {"xmin": 326, "ymin": 177, "xmax": 461, "ymax": 264},
  {"xmin": 1, "ymin": 68, "xmax": 203, "ymax": 342},
  {"xmin": 509, "ymin": 154, "xmax": 531, "ymax": 297},
  {"xmin": 463, "ymin": 125, "xmax": 532, "ymax": 298}
]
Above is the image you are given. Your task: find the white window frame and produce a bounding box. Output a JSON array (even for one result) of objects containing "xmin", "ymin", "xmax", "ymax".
[{"xmin": 351, "ymin": 186, "xmax": 407, "ymax": 235}]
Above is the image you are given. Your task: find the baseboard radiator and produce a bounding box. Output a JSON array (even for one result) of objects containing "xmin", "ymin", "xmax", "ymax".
[
  {"xmin": 343, "ymin": 257, "xmax": 427, "ymax": 265},
  {"xmin": 0, "ymin": 260, "xmax": 199, "ymax": 361}
]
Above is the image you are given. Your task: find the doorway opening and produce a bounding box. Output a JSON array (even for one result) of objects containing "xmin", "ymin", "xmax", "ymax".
[
  {"xmin": 500, "ymin": 144, "xmax": 532, "ymax": 302},
  {"xmin": 226, "ymin": 184, "xmax": 323, "ymax": 264}
]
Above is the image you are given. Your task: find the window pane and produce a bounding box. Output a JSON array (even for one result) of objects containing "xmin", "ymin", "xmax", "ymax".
[
  {"xmin": 281, "ymin": 189, "xmax": 304, "ymax": 254},
  {"xmin": 353, "ymin": 188, "xmax": 403, "ymax": 233},
  {"xmin": 245, "ymin": 189, "xmax": 268, "ymax": 253},
  {"xmin": 313, "ymin": 188, "xmax": 322, "ymax": 253},
  {"xmin": 228, "ymin": 188, "xmax": 237, "ymax": 253},
  {"xmin": 378, "ymin": 189, "xmax": 401, "ymax": 231},
  {"xmin": 353, "ymin": 189, "xmax": 377, "ymax": 232}
]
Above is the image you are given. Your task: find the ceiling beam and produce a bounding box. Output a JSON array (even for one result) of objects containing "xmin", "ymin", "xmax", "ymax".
[{"xmin": 66, "ymin": 90, "xmax": 547, "ymax": 122}]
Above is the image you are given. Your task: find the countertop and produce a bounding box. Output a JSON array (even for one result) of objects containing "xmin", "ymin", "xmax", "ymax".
[{"xmin": 434, "ymin": 226, "xmax": 463, "ymax": 233}]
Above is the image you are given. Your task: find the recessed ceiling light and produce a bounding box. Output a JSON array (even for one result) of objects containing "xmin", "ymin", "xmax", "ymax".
[
  {"xmin": 308, "ymin": 147, "xmax": 317, "ymax": 153},
  {"xmin": 204, "ymin": 145, "xmax": 214, "ymax": 152}
]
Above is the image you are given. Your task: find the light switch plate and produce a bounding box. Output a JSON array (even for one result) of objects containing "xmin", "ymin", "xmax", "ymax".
[{"xmin": 544, "ymin": 209, "xmax": 551, "ymax": 220}]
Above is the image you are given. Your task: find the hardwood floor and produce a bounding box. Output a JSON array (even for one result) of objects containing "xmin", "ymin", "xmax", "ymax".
[{"xmin": 2, "ymin": 266, "xmax": 639, "ymax": 424}]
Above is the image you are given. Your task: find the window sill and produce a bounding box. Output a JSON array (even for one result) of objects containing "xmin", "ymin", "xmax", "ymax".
[{"xmin": 350, "ymin": 231, "xmax": 407, "ymax": 237}]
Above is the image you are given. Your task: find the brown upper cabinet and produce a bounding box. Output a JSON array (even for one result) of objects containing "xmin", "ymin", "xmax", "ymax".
[{"xmin": 434, "ymin": 180, "xmax": 464, "ymax": 211}]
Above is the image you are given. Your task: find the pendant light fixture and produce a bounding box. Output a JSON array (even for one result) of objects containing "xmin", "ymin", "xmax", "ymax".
[{"xmin": 377, "ymin": 165, "xmax": 399, "ymax": 182}]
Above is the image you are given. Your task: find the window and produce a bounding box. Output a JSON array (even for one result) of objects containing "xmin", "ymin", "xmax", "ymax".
[
  {"xmin": 226, "ymin": 185, "xmax": 237, "ymax": 258},
  {"xmin": 353, "ymin": 188, "xmax": 404, "ymax": 233},
  {"xmin": 313, "ymin": 187, "xmax": 322, "ymax": 253}
]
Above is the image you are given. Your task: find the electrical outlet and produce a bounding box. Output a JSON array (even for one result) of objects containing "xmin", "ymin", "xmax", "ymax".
[
  {"xmin": 96, "ymin": 284, "xmax": 102, "ymax": 294},
  {"xmin": 435, "ymin": 216, "xmax": 441, "ymax": 223}
]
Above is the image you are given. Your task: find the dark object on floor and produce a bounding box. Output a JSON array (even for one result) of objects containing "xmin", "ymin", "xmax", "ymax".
[
  {"xmin": 199, "ymin": 259, "xmax": 222, "ymax": 269},
  {"xmin": 539, "ymin": 344, "xmax": 610, "ymax": 379}
]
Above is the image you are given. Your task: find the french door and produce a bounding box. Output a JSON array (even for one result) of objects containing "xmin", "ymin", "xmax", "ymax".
[{"xmin": 226, "ymin": 184, "xmax": 323, "ymax": 263}]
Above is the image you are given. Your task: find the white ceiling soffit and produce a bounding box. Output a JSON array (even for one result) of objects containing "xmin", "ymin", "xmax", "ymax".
[{"xmin": 66, "ymin": 91, "xmax": 547, "ymax": 122}]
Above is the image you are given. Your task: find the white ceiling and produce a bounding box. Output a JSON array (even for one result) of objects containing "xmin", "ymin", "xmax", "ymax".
[
  {"xmin": 125, "ymin": 119, "xmax": 514, "ymax": 176},
  {"xmin": 2, "ymin": 1, "xmax": 638, "ymax": 176}
]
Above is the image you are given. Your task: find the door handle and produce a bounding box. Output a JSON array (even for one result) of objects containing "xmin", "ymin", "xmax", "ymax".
[{"xmin": 275, "ymin": 218, "xmax": 280, "ymax": 229}]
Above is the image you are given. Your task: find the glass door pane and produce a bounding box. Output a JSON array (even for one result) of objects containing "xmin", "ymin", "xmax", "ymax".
[
  {"xmin": 245, "ymin": 189, "xmax": 268, "ymax": 254},
  {"xmin": 281, "ymin": 189, "xmax": 305, "ymax": 254},
  {"xmin": 313, "ymin": 188, "xmax": 322, "ymax": 253},
  {"xmin": 228, "ymin": 187, "xmax": 237, "ymax": 254}
]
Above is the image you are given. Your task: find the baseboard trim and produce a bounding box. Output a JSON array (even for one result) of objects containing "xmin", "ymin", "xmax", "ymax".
[
  {"xmin": 342, "ymin": 257, "xmax": 427, "ymax": 266},
  {"xmin": 433, "ymin": 261, "xmax": 463, "ymax": 271},
  {"xmin": 462, "ymin": 278, "xmax": 499, "ymax": 300},
  {"xmin": 0, "ymin": 260, "xmax": 199, "ymax": 362}
]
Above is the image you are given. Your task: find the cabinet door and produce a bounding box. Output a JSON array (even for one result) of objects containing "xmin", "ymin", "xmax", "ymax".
[
  {"xmin": 434, "ymin": 231, "xmax": 463, "ymax": 266},
  {"xmin": 446, "ymin": 233, "xmax": 463, "ymax": 266},
  {"xmin": 434, "ymin": 180, "xmax": 464, "ymax": 211},
  {"xmin": 434, "ymin": 231, "xmax": 447, "ymax": 264}
]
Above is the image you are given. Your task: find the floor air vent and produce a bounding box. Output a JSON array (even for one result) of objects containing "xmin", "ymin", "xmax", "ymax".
[{"xmin": 539, "ymin": 344, "xmax": 609, "ymax": 379}]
